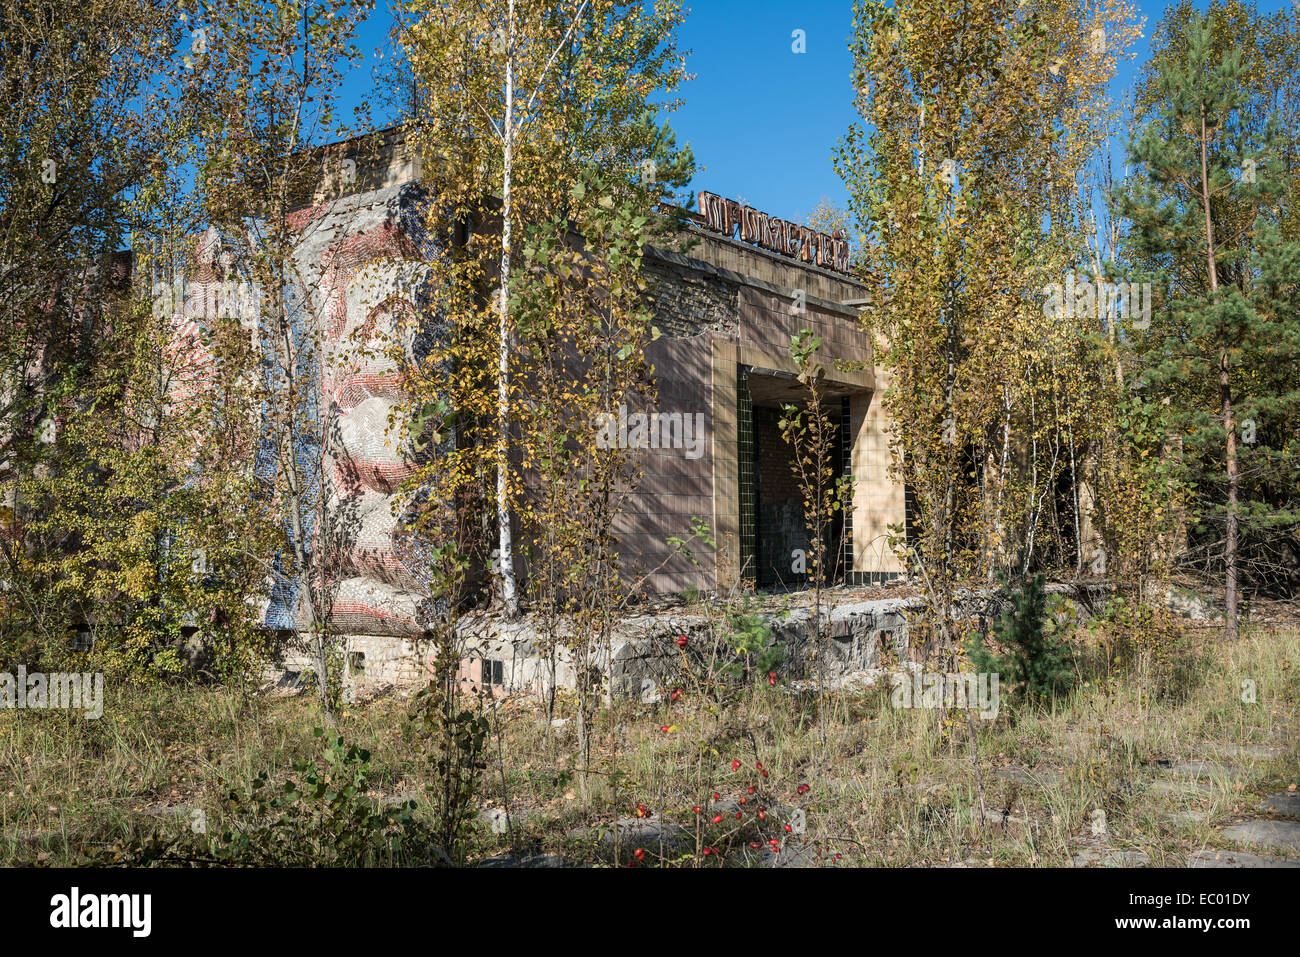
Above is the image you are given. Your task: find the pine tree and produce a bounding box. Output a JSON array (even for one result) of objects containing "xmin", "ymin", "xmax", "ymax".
[
  {"xmin": 1116, "ymin": 10, "xmax": 1300, "ymax": 638},
  {"xmin": 965, "ymin": 572, "xmax": 1075, "ymax": 703}
]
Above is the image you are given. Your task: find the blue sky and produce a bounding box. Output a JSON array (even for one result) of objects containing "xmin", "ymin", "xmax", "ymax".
[{"xmin": 353, "ymin": 1, "xmax": 1295, "ymax": 225}]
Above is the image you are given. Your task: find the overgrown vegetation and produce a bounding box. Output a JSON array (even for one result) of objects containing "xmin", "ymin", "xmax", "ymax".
[
  {"xmin": 0, "ymin": 0, "xmax": 1296, "ymax": 870},
  {"xmin": 966, "ymin": 574, "xmax": 1077, "ymax": 705},
  {"xmin": 1, "ymin": 621, "xmax": 1293, "ymax": 867}
]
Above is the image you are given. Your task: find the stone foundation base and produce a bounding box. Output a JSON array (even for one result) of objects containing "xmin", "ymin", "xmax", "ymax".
[{"xmin": 265, "ymin": 582, "xmax": 1211, "ymax": 700}]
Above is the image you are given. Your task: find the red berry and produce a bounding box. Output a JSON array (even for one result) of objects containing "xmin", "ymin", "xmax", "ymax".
[
  {"xmin": 731, "ymin": 759, "xmax": 741, "ymax": 771},
  {"xmin": 756, "ymin": 761, "xmax": 763, "ymax": 770},
  {"xmin": 758, "ymin": 811, "xmax": 766, "ymax": 820},
  {"xmin": 671, "ymin": 688, "xmax": 682, "ymax": 701},
  {"xmin": 797, "ymin": 783, "xmax": 810, "ymax": 794},
  {"xmin": 712, "ymin": 792, "xmax": 721, "ymax": 801},
  {"xmin": 693, "ymin": 805, "xmax": 702, "ymax": 814},
  {"xmin": 735, "ymin": 811, "xmax": 742, "ymax": 819},
  {"xmin": 660, "ymin": 725, "xmax": 670, "ymax": 733},
  {"xmin": 712, "ymin": 814, "xmax": 723, "ymax": 824},
  {"xmin": 676, "ymin": 635, "xmax": 688, "ymax": 648},
  {"xmin": 768, "ymin": 671, "xmax": 777, "ymax": 685},
  {"xmin": 636, "ymin": 804, "xmax": 648, "ymax": 818},
  {"xmin": 749, "ymin": 841, "xmax": 761, "ymax": 849},
  {"xmin": 703, "ymin": 847, "xmax": 714, "ymax": 856},
  {"xmin": 784, "ymin": 824, "xmax": 793, "ymax": 832},
  {"xmin": 768, "ymin": 839, "xmax": 779, "ymax": 846},
  {"xmin": 762, "ymin": 770, "xmax": 769, "ymax": 778},
  {"xmin": 747, "ymin": 786, "xmax": 756, "ymax": 794},
  {"xmin": 634, "ymin": 847, "xmax": 646, "ymax": 861},
  {"xmin": 739, "ymin": 796, "xmax": 746, "ymax": 804}
]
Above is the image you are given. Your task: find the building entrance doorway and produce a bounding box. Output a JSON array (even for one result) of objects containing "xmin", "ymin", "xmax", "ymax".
[{"xmin": 738, "ymin": 366, "xmax": 856, "ymax": 590}]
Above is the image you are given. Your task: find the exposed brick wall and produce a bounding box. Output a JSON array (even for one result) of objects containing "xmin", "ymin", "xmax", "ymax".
[
  {"xmin": 252, "ymin": 130, "xmax": 911, "ymax": 690},
  {"xmin": 754, "ymin": 404, "xmax": 806, "ymax": 587},
  {"xmin": 754, "ymin": 406, "xmax": 800, "ymax": 502},
  {"xmin": 751, "ymin": 404, "xmax": 846, "ymax": 587},
  {"xmin": 634, "ymin": 236, "xmax": 882, "ymax": 594},
  {"xmin": 643, "ymin": 257, "xmax": 739, "ymax": 339}
]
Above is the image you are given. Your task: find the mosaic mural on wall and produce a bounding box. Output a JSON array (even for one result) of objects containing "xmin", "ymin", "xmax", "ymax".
[{"xmin": 168, "ymin": 180, "xmax": 439, "ymax": 639}]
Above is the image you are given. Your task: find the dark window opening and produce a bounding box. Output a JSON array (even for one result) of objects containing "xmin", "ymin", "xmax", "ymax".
[{"xmin": 742, "ymin": 369, "xmax": 852, "ymax": 591}]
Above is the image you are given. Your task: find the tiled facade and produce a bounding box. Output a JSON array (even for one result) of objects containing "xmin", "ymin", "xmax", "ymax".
[
  {"xmin": 258, "ymin": 129, "xmax": 909, "ymax": 688},
  {"xmin": 628, "ymin": 227, "xmax": 906, "ymax": 593},
  {"xmin": 299, "ymin": 127, "xmax": 909, "ymax": 600}
]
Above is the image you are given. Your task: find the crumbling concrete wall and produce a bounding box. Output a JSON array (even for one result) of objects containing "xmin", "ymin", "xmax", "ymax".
[
  {"xmin": 633, "ymin": 233, "xmax": 904, "ymax": 594},
  {"xmin": 242, "ymin": 127, "xmax": 914, "ymax": 691},
  {"xmin": 170, "ymin": 143, "xmax": 436, "ymax": 659}
]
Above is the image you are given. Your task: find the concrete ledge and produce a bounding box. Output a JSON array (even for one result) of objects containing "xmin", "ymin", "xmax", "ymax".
[{"xmin": 646, "ymin": 244, "xmax": 867, "ymax": 319}]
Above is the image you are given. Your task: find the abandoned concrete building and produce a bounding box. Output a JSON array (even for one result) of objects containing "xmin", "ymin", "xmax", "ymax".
[
  {"xmin": 622, "ymin": 196, "xmax": 905, "ymax": 595},
  {"xmin": 169, "ymin": 127, "xmax": 909, "ymax": 689}
]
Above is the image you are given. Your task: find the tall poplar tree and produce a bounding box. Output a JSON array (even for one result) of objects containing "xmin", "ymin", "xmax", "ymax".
[{"xmin": 836, "ymin": 0, "xmax": 1137, "ymax": 645}]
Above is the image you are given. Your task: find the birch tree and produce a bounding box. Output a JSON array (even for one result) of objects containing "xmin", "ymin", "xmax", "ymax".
[
  {"xmin": 399, "ymin": 0, "xmax": 688, "ymax": 617},
  {"xmin": 195, "ymin": 0, "xmax": 372, "ymax": 718}
]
